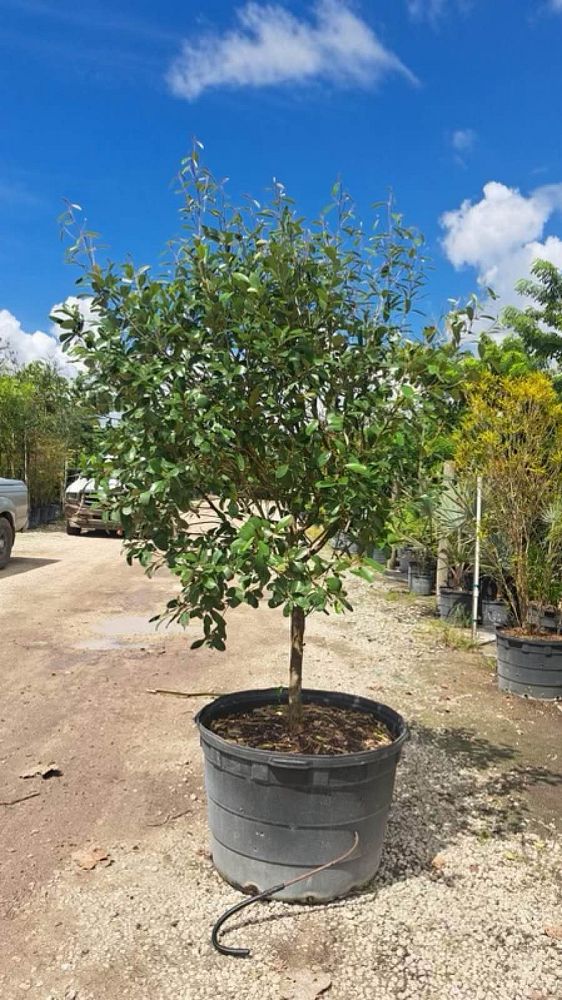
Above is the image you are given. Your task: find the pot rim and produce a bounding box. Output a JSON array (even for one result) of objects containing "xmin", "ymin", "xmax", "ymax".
[
  {"xmin": 195, "ymin": 686, "xmax": 409, "ymax": 768},
  {"xmin": 496, "ymin": 626, "xmax": 562, "ymax": 648}
]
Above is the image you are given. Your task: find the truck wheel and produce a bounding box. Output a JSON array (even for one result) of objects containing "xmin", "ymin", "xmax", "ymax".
[
  {"xmin": 66, "ymin": 522, "xmax": 81, "ymax": 536},
  {"xmin": 0, "ymin": 517, "xmax": 13, "ymax": 568}
]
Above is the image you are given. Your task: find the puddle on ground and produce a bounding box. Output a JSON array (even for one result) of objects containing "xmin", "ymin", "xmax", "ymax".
[
  {"xmin": 78, "ymin": 637, "xmax": 122, "ymax": 651},
  {"xmin": 76, "ymin": 613, "xmax": 185, "ymax": 651}
]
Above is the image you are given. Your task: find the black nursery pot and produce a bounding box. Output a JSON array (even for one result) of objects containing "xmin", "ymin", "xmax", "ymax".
[
  {"xmin": 196, "ymin": 688, "xmax": 408, "ymax": 902},
  {"xmin": 527, "ymin": 605, "xmax": 562, "ymax": 633},
  {"xmin": 397, "ymin": 547, "xmax": 415, "ymax": 574},
  {"xmin": 408, "ymin": 564, "xmax": 435, "ymax": 597},
  {"xmin": 330, "ymin": 531, "xmax": 362, "ymax": 555},
  {"xmin": 481, "ymin": 599, "xmax": 512, "ymax": 630},
  {"xmin": 438, "ymin": 587, "xmax": 473, "ymax": 624},
  {"xmin": 496, "ymin": 629, "xmax": 562, "ymax": 700}
]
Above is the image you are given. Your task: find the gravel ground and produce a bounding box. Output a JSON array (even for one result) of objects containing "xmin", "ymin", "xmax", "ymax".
[
  {"xmin": 1, "ymin": 536, "xmax": 561, "ymax": 1000},
  {"xmin": 29, "ymin": 735, "xmax": 561, "ymax": 1000}
]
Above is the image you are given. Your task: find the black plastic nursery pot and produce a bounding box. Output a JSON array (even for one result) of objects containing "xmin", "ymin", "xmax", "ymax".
[
  {"xmin": 438, "ymin": 587, "xmax": 473, "ymax": 624},
  {"xmin": 481, "ymin": 599, "xmax": 511, "ymax": 630},
  {"xmin": 527, "ymin": 605, "xmax": 562, "ymax": 633},
  {"xmin": 397, "ymin": 547, "xmax": 415, "ymax": 575},
  {"xmin": 330, "ymin": 531, "xmax": 362, "ymax": 555},
  {"xmin": 408, "ymin": 565, "xmax": 435, "ymax": 597},
  {"xmin": 369, "ymin": 546, "xmax": 390, "ymax": 564},
  {"xmin": 196, "ymin": 688, "xmax": 408, "ymax": 902},
  {"xmin": 496, "ymin": 629, "xmax": 562, "ymax": 700}
]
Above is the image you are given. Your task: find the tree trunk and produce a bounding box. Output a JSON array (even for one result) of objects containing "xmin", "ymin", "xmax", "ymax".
[{"xmin": 288, "ymin": 607, "xmax": 305, "ymax": 731}]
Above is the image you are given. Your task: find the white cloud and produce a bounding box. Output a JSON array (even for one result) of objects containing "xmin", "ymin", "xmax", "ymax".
[
  {"xmin": 408, "ymin": 1, "xmax": 472, "ymax": 23},
  {"xmin": 440, "ymin": 181, "xmax": 562, "ymax": 313},
  {"xmin": 407, "ymin": 0, "xmax": 447, "ymax": 19},
  {"xmin": 451, "ymin": 128, "xmax": 476, "ymax": 154},
  {"xmin": 167, "ymin": 1, "xmax": 417, "ymax": 101},
  {"xmin": 0, "ymin": 296, "xmax": 95, "ymax": 376}
]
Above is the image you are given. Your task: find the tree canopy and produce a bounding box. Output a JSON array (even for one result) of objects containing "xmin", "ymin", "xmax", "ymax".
[{"xmin": 56, "ymin": 149, "xmax": 466, "ymax": 722}]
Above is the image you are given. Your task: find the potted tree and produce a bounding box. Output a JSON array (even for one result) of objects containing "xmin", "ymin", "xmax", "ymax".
[
  {"xmin": 455, "ymin": 372, "xmax": 562, "ymax": 698},
  {"xmin": 55, "ymin": 149, "xmax": 462, "ymax": 899}
]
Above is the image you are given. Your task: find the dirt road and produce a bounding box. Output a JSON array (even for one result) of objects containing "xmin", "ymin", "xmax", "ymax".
[
  {"xmin": 1, "ymin": 528, "xmax": 560, "ymax": 999},
  {"xmin": 1, "ymin": 527, "xmax": 280, "ymax": 919}
]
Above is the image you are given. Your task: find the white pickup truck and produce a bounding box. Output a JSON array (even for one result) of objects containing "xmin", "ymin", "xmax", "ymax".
[
  {"xmin": 0, "ymin": 478, "xmax": 29, "ymax": 568},
  {"xmin": 64, "ymin": 476, "xmax": 120, "ymax": 535}
]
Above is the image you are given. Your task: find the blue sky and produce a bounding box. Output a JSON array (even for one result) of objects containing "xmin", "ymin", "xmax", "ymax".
[{"xmin": 1, "ymin": 0, "xmax": 562, "ymax": 365}]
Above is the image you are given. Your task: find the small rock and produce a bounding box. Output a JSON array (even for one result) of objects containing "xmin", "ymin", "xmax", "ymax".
[{"xmin": 72, "ymin": 846, "xmax": 111, "ymax": 871}]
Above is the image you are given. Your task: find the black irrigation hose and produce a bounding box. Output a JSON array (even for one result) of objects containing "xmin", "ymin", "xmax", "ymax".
[{"xmin": 211, "ymin": 831, "xmax": 360, "ymax": 959}]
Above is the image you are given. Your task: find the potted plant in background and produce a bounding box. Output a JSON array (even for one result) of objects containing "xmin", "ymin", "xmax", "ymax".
[
  {"xmin": 437, "ymin": 537, "xmax": 476, "ymax": 624},
  {"xmin": 456, "ymin": 372, "xmax": 562, "ymax": 698},
  {"xmin": 480, "ymin": 577, "xmax": 513, "ymax": 630},
  {"xmin": 432, "ymin": 479, "xmax": 477, "ymax": 624},
  {"xmin": 388, "ymin": 490, "xmax": 438, "ymax": 596},
  {"xmin": 56, "ymin": 148, "xmax": 464, "ymax": 900}
]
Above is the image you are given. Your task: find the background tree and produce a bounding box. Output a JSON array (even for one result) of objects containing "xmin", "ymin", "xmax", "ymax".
[
  {"xmin": 0, "ymin": 357, "xmax": 93, "ymax": 507},
  {"xmin": 454, "ymin": 371, "xmax": 562, "ymax": 625},
  {"xmin": 57, "ymin": 149, "xmax": 463, "ymax": 728},
  {"xmin": 503, "ymin": 259, "xmax": 562, "ymax": 374}
]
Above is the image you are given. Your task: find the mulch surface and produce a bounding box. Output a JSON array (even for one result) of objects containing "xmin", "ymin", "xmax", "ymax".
[
  {"xmin": 503, "ymin": 627, "xmax": 562, "ymax": 641},
  {"xmin": 208, "ymin": 703, "xmax": 394, "ymax": 755}
]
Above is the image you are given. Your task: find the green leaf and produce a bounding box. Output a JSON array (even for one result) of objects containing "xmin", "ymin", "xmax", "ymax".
[
  {"xmin": 275, "ymin": 464, "xmax": 289, "ymax": 479},
  {"xmin": 344, "ymin": 462, "xmax": 369, "ymax": 475},
  {"xmin": 327, "ymin": 412, "xmax": 344, "ymax": 430},
  {"xmin": 277, "ymin": 514, "xmax": 294, "ymax": 530},
  {"xmin": 351, "ymin": 566, "xmax": 375, "ymax": 582}
]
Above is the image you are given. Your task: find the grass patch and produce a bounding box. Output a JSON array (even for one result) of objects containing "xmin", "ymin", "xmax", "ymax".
[
  {"xmin": 381, "ymin": 588, "xmax": 420, "ymax": 606},
  {"xmin": 422, "ymin": 618, "xmax": 481, "ymax": 651}
]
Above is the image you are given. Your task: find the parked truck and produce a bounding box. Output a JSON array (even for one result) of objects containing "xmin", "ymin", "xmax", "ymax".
[
  {"xmin": 0, "ymin": 478, "xmax": 29, "ymax": 568},
  {"xmin": 64, "ymin": 475, "xmax": 120, "ymax": 535}
]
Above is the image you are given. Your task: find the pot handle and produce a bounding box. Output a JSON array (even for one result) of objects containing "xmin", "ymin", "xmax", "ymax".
[{"xmin": 270, "ymin": 757, "xmax": 312, "ymax": 770}]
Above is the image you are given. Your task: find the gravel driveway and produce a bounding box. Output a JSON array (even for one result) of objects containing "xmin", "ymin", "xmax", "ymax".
[{"xmin": 1, "ymin": 528, "xmax": 560, "ymax": 999}]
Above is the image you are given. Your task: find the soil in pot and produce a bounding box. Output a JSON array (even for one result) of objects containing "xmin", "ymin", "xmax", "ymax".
[
  {"xmin": 208, "ymin": 702, "xmax": 393, "ymax": 755},
  {"xmin": 502, "ymin": 627, "xmax": 562, "ymax": 641}
]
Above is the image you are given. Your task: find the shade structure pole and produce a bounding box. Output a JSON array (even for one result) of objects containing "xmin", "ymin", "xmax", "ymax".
[
  {"xmin": 436, "ymin": 461, "xmax": 455, "ymax": 611},
  {"xmin": 472, "ymin": 476, "xmax": 483, "ymax": 640}
]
